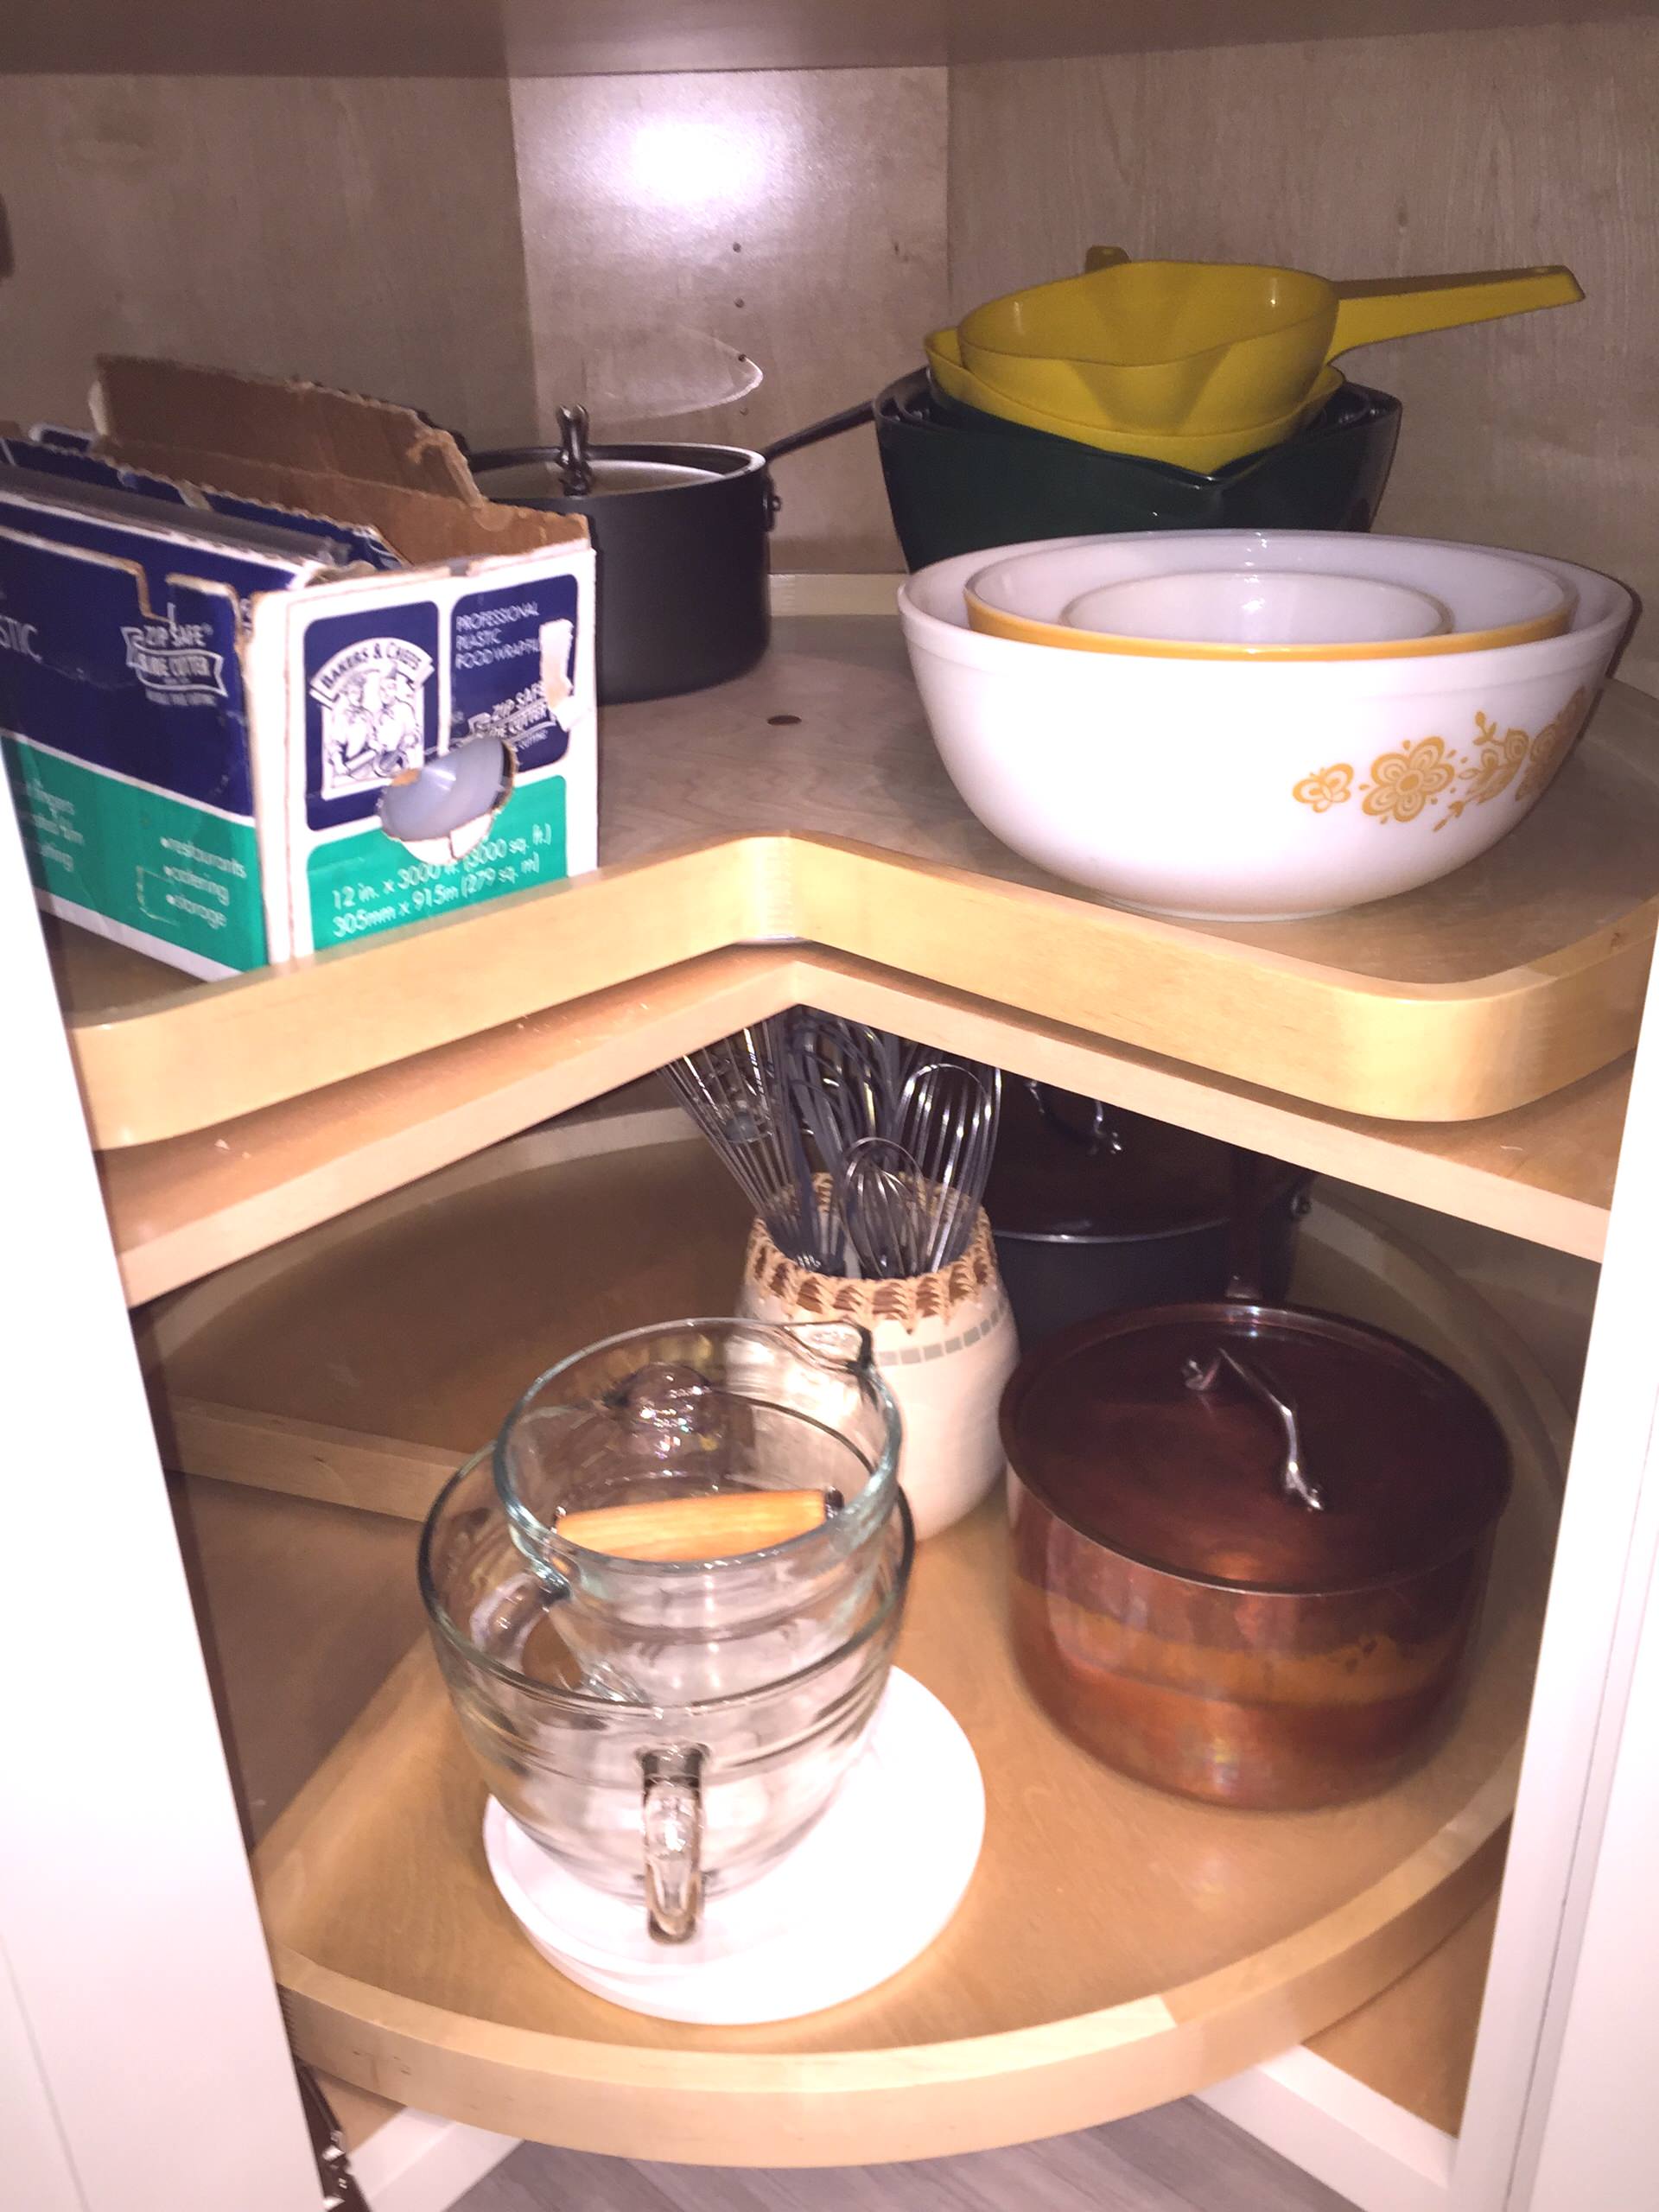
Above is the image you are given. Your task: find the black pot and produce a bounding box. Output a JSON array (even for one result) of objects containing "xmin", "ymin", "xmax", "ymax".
[
  {"xmin": 470, "ymin": 404, "xmax": 873, "ymax": 706},
  {"xmin": 987, "ymin": 1082, "xmax": 1311, "ymax": 1348}
]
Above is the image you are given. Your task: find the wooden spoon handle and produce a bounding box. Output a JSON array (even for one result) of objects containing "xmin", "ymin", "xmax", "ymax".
[{"xmin": 556, "ymin": 1490, "xmax": 832, "ymax": 1561}]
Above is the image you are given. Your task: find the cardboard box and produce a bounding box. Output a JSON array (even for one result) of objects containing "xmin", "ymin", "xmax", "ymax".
[{"xmin": 0, "ymin": 363, "xmax": 594, "ymax": 978}]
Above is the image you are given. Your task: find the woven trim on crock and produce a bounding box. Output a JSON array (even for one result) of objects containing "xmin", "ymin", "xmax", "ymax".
[{"xmin": 743, "ymin": 1202, "xmax": 997, "ymax": 1335}]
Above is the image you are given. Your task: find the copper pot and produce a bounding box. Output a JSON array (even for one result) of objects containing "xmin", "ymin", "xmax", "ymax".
[{"xmin": 1001, "ymin": 1282, "xmax": 1511, "ymax": 1811}]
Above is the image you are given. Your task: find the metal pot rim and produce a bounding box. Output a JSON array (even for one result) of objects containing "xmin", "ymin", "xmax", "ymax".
[
  {"xmin": 990, "ymin": 1167, "xmax": 1308, "ymax": 1248},
  {"xmin": 995, "ymin": 1217, "xmax": 1236, "ymax": 1249},
  {"xmin": 470, "ymin": 441, "xmax": 766, "ymax": 498}
]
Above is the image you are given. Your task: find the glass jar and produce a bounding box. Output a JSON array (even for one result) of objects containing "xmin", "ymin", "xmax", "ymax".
[
  {"xmin": 491, "ymin": 1318, "xmax": 901, "ymax": 1705},
  {"xmin": 421, "ymin": 1447, "xmax": 912, "ymax": 1940}
]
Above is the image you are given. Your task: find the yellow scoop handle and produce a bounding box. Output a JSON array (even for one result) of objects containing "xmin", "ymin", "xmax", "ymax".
[{"xmin": 1329, "ymin": 264, "xmax": 1582, "ymax": 357}]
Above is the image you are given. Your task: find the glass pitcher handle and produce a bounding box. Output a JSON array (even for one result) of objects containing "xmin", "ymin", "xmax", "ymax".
[{"xmin": 640, "ymin": 1745, "xmax": 705, "ymax": 1943}]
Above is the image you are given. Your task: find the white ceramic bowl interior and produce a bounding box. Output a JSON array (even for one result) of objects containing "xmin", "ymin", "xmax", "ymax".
[
  {"xmin": 1061, "ymin": 569, "xmax": 1452, "ymax": 651},
  {"xmin": 970, "ymin": 531, "xmax": 1575, "ymax": 640},
  {"xmin": 898, "ymin": 531, "xmax": 1632, "ymax": 922}
]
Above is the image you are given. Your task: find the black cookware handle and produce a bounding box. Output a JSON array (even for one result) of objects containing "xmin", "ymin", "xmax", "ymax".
[
  {"xmin": 762, "ymin": 402, "xmax": 876, "ymax": 464},
  {"xmin": 1224, "ymin": 1147, "xmax": 1272, "ymax": 1306},
  {"xmin": 1026, "ymin": 1079, "xmax": 1121, "ymax": 1157}
]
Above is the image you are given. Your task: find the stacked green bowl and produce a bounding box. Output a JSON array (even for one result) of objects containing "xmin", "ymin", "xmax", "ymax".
[{"xmin": 874, "ymin": 370, "xmax": 1401, "ymax": 572}]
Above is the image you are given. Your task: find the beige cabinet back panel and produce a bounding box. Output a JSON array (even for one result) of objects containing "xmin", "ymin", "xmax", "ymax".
[
  {"xmin": 3, "ymin": 37, "xmax": 1649, "ymax": 613},
  {"xmin": 947, "ymin": 19, "xmax": 1659, "ymax": 693},
  {"xmin": 0, "ymin": 75, "xmax": 537, "ymax": 448},
  {"xmin": 511, "ymin": 66, "xmax": 947, "ymax": 570}
]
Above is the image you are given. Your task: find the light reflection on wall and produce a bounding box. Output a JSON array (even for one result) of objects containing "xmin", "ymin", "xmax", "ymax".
[{"xmin": 621, "ymin": 116, "xmax": 769, "ymax": 212}]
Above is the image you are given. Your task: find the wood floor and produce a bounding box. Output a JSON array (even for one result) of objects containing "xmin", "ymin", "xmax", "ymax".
[{"xmin": 456, "ymin": 2103, "xmax": 1355, "ymax": 2211}]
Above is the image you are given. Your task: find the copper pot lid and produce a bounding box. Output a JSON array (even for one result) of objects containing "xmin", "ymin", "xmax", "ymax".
[
  {"xmin": 987, "ymin": 1083, "xmax": 1303, "ymax": 1242},
  {"xmin": 1001, "ymin": 1300, "xmax": 1511, "ymax": 1593}
]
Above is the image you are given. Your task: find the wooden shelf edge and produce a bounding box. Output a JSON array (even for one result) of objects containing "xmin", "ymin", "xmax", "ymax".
[
  {"xmin": 271, "ymin": 1831, "xmax": 1507, "ymax": 2168},
  {"xmin": 68, "ymin": 836, "xmax": 771, "ymax": 1149},
  {"xmin": 106, "ymin": 944, "xmax": 1622, "ymax": 1311},
  {"xmin": 67, "ymin": 820, "xmax": 1654, "ymax": 1147},
  {"xmin": 792, "ymin": 956, "xmax": 1624, "ymax": 1264},
  {"xmin": 108, "ymin": 947, "xmax": 790, "ymax": 1306}
]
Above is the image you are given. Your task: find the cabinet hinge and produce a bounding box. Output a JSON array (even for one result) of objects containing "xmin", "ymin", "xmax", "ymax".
[{"xmin": 295, "ymin": 2063, "xmax": 370, "ymax": 2210}]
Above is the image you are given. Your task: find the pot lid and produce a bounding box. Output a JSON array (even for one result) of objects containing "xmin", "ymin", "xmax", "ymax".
[
  {"xmin": 470, "ymin": 401, "xmax": 765, "ymax": 505},
  {"xmin": 1001, "ymin": 1300, "xmax": 1510, "ymax": 1592},
  {"xmin": 475, "ymin": 454, "xmax": 725, "ymax": 499},
  {"xmin": 987, "ymin": 1083, "xmax": 1301, "ymax": 1240}
]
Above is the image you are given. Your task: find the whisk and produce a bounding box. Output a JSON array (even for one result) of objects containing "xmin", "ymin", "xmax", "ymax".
[
  {"xmin": 785, "ymin": 1014, "xmax": 914, "ymax": 1187},
  {"xmin": 786, "ymin": 1016, "xmax": 1001, "ymax": 1276},
  {"xmin": 893, "ymin": 1057, "xmax": 1001, "ymax": 1273},
  {"xmin": 838, "ymin": 1136, "xmax": 930, "ymax": 1279},
  {"xmin": 663, "ymin": 1020, "xmax": 830, "ymax": 1268}
]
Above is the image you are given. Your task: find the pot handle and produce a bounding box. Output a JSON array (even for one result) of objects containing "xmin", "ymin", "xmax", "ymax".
[
  {"xmin": 762, "ymin": 401, "xmax": 876, "ymax": 464},
  {"xmin": 1026, "ymin": 1078, "xmax": 1122, "ymax": 1157},
  {"xmin": 641, "ymin": 1744, "xmax": 706, "ymax": 1943},
  {"xmin": 1184, "ymin": 1346, "xmax": 1325, "ymax": 1512}
]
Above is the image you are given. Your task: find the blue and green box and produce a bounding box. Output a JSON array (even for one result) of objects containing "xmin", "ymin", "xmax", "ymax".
[{"xmin": 0, "ymin": 452, "xmax": 594, "ymax": 976}]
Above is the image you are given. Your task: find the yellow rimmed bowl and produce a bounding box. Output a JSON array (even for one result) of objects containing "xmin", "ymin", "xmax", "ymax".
[{"xmin": 965, "ymin": 534, "xmax": 1574, "ymax": 663}]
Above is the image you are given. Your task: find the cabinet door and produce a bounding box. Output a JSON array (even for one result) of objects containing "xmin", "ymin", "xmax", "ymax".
[
  {"xmin": 0, "ymin": 788, "xmax": 321, "ymax": 2212},
  {"xmin": 1525, "ymin": 1547, "xmax": 1659, "ymax": 2207},
  {"xmin": 1453, "ymin": 967, "xmax": 1659, "ymax": 2210}
]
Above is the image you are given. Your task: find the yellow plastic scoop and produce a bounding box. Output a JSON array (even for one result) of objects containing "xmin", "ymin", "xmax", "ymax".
[
  {"xmin": 958, "ymin": 257, "xmax": 1582, "ymax": 435},
  {"xmin": 926, "ymin": 323, "xmax": 1343, "ymax": 471}
]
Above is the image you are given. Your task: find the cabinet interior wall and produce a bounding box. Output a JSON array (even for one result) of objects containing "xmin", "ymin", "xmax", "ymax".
[
  {"xmin": 3, "ymin": 23, "xmax": 1653, "ymax": 667},
  {"xmin": 948, "ymin": 17, "xmax": 1659, "ymax": 696}
]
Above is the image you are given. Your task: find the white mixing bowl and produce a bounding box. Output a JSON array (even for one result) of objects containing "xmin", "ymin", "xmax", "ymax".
[
  {"xmin": 1058, "ymin": 569, "xmax": 1452, "ymax": 658},
  {"xmin": 899, "ymin": 533, "xmax": 1632, "ymax": 921}
]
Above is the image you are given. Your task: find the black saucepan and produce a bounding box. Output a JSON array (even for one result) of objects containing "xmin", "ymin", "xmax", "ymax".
[
  {"xmin": 986, "ymin": 1079, "xmax": 1312, "ymax": 1346},
  {"xmin": 470, "ymin": 401, "xmax": 874, "ymax": 706}
]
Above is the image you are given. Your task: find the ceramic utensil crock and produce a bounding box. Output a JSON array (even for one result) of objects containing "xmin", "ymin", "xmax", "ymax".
[{"xmin": 738, "ymin": 1204, "xmax": 1019, "ymax": 1541}]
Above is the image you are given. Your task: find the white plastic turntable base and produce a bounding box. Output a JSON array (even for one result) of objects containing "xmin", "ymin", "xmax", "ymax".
[{"xmin": 483, "ymin": 1669, "xmax": 985, "ymax": 2024}]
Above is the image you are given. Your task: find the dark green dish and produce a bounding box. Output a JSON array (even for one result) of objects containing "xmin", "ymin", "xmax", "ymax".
[{"xmin": 874, "ymin": 370, "xmax": 1401, "ymax": 571}]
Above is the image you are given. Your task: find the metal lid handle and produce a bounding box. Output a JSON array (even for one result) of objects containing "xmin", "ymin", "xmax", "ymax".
[
  {"xmin": 555, "ymin": 403, "xmax": 594, "ymax": 496},
  {"xmin": 1183, "ymin": 1344, "xmax": 1325, "ymax": 1512}
]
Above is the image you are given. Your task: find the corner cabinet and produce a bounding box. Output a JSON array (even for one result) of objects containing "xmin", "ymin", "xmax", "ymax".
[{"xmin": 5, "ymin": 9, "xmax": 1659, "ymax": 2210}]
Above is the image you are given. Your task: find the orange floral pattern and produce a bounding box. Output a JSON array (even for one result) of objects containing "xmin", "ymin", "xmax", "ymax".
[
  {"xmin": 1433, "ymin": 713, "xmax": 1532, "ymax": 830},
  {"xmin": 1291, "ymin": 763, "xmax": 1353, "ymax": 812},
  {"xmin": 1513, "ymin": 687, "xmax": 1591, "ymax": 809},
  {"xmin": 1291, "ymin": 692, "xmax": 1595, "ymax": 830},
  {"xmin": 1361, "ymin": 736, "xmax": 1458, "ymax": 822}
]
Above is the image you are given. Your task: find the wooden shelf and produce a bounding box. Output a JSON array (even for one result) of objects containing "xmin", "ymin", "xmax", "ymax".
[
  {"xmin": 175, "ymin": 1462, "xmax": 1498, "ymax": 2157},
  {"xmin": 105, "ymin": 935, "xmax": 1628, "ymax": 1309},
  {"xmin": 74, "ymin": 612, "xmax": 1643, "ymax": 1298},
  {"xmin": 149, "ymin": 1123, "xmax": 1569, "ymax": 2162},
  {"xmin": 60, "ymin": 621, "xmax": 1658, "ymax": 1146}
]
